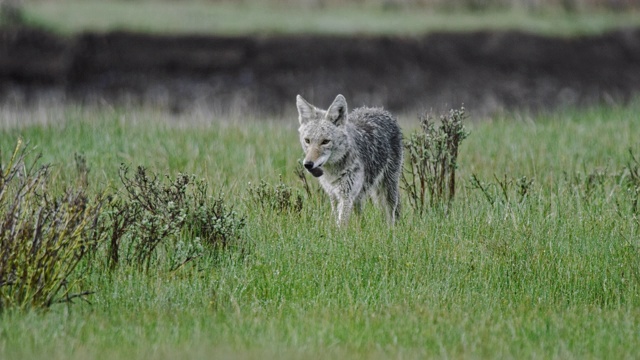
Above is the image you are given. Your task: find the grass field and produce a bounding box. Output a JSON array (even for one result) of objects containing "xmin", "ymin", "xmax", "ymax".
[
  {"xmin": 1, "ymin": 100, "xmax": 639, "ymax": 359},
  {"xmin": 21, "ymin": 0, "xmax": 640, "ymax": 36}
]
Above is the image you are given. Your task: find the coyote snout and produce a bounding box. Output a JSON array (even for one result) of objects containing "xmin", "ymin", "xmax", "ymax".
[
  {"xmin": 296, "ymin": 94, "xmax": 403, "ymax": 225},
  {"xmin": 303, "ymin": 161, "xmax": 324, "ymax": 177}
]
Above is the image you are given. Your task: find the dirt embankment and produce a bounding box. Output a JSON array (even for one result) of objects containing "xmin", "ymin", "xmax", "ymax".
[{"xmin": 2, "ymin": 27, "xmax": 640, "ymax": 115}]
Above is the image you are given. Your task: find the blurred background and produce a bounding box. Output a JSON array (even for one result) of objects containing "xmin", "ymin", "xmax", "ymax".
[{"xmin": 2, "ymin": 0, "xmax": 640, "ymax": 116}]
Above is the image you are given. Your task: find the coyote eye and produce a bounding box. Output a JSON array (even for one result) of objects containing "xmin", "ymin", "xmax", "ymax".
[
  {"xmin": 321, "ymin": 139, "xmax": 331, "ymax": 145},
  {"xmin": 304, "ymin": 138, "xmax": 310, "ymax": 144}
]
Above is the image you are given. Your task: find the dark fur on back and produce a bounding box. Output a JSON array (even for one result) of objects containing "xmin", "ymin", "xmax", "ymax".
[{"xmin": 347, "ymin": 107, "xmax": 403, "ymax": 195}]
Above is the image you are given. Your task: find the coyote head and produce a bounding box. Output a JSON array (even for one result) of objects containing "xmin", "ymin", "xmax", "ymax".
[{"xmin": 296, "ymin": 94, "xmax": 349, "ymax": 177}]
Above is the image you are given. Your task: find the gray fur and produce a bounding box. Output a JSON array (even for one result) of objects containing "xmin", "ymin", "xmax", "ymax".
[{"xmin": 297, "ymin": 94, "xmax": 403, "ymax": 225}]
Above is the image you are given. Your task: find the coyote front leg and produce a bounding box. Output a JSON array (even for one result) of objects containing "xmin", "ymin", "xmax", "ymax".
[
  {"xmin": 336, "ymin": 170, "xmax": 364, "ymax": 225},
  {"xmin": 337, "ymin": 197, "xmax": 354, "ymax": 225}
]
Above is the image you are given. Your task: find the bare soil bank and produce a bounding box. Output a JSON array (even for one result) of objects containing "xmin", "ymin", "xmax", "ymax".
[{"xmin": 2, "ymin": 27, "xmax": 640, "ymax": 115}]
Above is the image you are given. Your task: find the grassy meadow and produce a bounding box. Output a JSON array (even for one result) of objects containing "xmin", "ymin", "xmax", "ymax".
[
  {"xmin": 21, "ymin": 0, "xmax": 640, "ymax": 36},
  {"xmin": 1, "ymin": 100, "xmax": 639, "ymax": 359}
]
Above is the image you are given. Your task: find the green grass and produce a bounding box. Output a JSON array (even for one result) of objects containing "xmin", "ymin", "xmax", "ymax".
[
  {"xmin": 22, "ymin": 0, "xmax": 640, "ymax": 36},
  {"xmin": 1, "ymin": 100, "xmax": 640, "ymax": 358}
]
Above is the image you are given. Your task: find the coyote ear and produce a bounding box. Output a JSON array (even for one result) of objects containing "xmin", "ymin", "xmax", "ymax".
[
  {"xmin": 325, "ymin": 94, "xmax": 348, "ymax": 126},
  {"xmin": 296, "ymin": 95, "xmax": 316, "ymax": 124}
]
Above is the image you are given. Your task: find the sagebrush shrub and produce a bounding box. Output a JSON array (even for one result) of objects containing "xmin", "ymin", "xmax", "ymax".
[
  {"xmin": 0, "ymin": 140, "xmax": 105, "ymax": 310},
  {"xmin": 187, "ymin": 179, "xmax": 246, "ymax": 248},
  {"xmin": 401, "ymin": 107, "xmax": 469, "ymax": 215},
  {"xmin": 248, "ymin": 177, "xmax": 303, "ymax": 214},
  {"xmin": 105, "ymin": 165, "xmax": 246, "ymax": 271}
]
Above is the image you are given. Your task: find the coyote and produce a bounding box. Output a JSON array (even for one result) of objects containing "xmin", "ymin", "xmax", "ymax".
[{"xmin": 296, "ymin": 94, "xmax": 403, "ymax": 225}]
